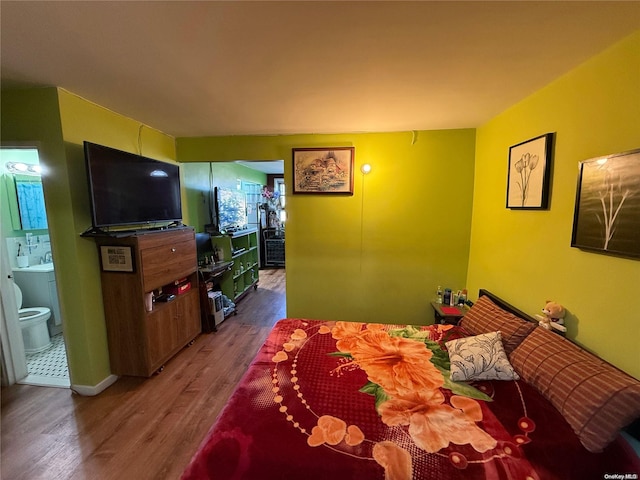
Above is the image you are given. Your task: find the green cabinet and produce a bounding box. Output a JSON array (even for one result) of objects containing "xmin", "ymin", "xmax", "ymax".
[{"xmin": 210, "ymin": 229, "xmax": 259, "ymax": 302}]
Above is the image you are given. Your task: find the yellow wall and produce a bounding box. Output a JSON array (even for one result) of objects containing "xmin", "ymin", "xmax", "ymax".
[
  {"xmin": 467, "ymin": 31, "xmax": 640, "ymax": 378},
  {"xmin": 178, "ymin": 130, "xmax": 476, "ymax": 324},
  {"xmin": 56, "ymin": 89, "xmax": 177, "ymax": 387},
  {"xmin": 1, "ymin": 87, "xmax": 176, "ymax": 388},
  {"xmin": 3, "ymin": 31, "xmax": 637, "ymax": 389}
]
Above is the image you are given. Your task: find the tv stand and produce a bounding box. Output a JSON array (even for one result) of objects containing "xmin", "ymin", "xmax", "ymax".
[
  {"xmin": 93, "ymin": 228, "xmax": 201, "ymax": 377},
  {"xmin": 80, "ymin": 226, "xmax": 111, "ymax": 237},
  {"xmin": 81, "ymin": 224, "xmax": 190, "ymax": 238}
]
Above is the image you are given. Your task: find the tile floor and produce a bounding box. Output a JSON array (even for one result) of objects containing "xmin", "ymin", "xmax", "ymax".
[{"xmin": 20, "ymin": 333, "xmax": 70, "ymax": 388}]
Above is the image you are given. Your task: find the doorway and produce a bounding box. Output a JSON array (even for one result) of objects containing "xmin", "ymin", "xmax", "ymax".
[
  {"xmin": 235, "ymin": 161, "xmax": 285, "ymax": 269},
  {"xmin": 0, "ymin": 147, "xmax": 70, "ymax": 388}
]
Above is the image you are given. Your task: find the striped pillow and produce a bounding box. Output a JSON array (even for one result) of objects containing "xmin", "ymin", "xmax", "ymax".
[
  {"xmin": 509, "ymin": 326, "xmax": 640, "ymax": 453},
  {"xmin": 459, "ymin": 295, "xmax": 536, "ymax": 355}
]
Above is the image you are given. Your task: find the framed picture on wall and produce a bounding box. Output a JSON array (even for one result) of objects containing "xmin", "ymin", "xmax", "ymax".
[
  {"xmin": 506, "ymin": 133, "xmax": 554, "ymax": 209},
  {"xmin": 571, "ymin": 148, "xmax": 640, "ymax": 259},
  {"xmin": 292, "ymin": 147, "xmax": 355, "ymax": 194}
]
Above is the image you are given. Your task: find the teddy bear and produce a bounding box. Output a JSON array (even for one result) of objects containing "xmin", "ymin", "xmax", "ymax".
[
  {"xmin": 543, "ymin": 301, "xmax": 565, "ymax": 324},
  {"xmin": 536, "ymin": 301, "xmax": 567, "ymax": 332}
]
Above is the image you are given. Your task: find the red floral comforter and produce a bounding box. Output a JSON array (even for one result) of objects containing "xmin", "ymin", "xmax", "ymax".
[{"xmin": 182, "ymin": 319, "xmax": 639, "ymax": 480}]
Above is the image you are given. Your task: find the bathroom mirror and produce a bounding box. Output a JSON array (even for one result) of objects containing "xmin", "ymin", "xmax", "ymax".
[
  {"xmin": 14, "ymin": 175, "xmax": 48, "ymax": 230},
  {"xmin": 1, "ymin": 147, "xmax": 47, "ymax": 232},
  {"xmin": 3, "ymin": 173, "xmax": 48, "ymax": 231}
]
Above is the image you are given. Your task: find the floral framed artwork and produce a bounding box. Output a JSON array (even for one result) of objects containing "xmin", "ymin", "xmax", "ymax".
[
  {"xmin": 292, "ymin": 147, "xmax": 355, "ymax": 194},
  {"xmin": 571, "ymin": 148, "xmax": 640, "ymax": 259},
  {"xmin": 506, "ymin": 133, "xmax": 554, "ymax": 209}
]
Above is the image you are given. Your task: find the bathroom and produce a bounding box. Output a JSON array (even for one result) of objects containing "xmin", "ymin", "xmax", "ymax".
[{"xmin": 1, "ymin": 147, "xmax": 69, "ymax": 388}]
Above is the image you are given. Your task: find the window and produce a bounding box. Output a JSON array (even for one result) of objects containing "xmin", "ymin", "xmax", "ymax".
[{"xmin": 274, "ymin": 178, "xmax": 285, "ymax": 208}]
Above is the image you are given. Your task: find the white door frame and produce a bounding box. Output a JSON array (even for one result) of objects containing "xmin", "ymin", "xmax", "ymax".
[{"xmin": 0, "ymin": 214, "xmax": 28, "ymax": 385}]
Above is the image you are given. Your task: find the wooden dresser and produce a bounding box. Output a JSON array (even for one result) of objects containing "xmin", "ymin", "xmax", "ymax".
[{"xmin": 95, "ymin": 228, "xmax": 201, "ymax": 377}]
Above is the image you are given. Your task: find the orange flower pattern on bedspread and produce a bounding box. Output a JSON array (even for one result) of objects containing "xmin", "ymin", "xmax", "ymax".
[
  {"xmin": 331, "ymin": 322, "xmax": 497, "ymax": 477},
  {"xmin": 266, "ymin": 321, "xmax": 503, "ymax": 480},
  {"xmin": 336, "ymin": 324, "xmax": 444, "ymax": 396},
  {"xmin": 181, "ymin": 318, "xmax": 640, "ymax": 480}
]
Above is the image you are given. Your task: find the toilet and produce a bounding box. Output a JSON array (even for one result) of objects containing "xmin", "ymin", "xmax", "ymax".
[{"xmin": 14, "ymin": 283, "xmax": 51, "ymax": 354}]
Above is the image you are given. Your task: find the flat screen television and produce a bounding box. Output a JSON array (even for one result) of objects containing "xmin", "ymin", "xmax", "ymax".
[
  {"xmin": 216, "ymin": 187, "xmax": 247, "ymax": 231},
  {"xmin": 84, "ymin": 141, "xmax": 182, "ymax": 229}
]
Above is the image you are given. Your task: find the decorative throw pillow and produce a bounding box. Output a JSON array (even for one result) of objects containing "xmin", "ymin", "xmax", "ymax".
[
  {"xmin": 446, "ymin": 331, "xmax": 520, "ymax": 382},
  {"xmin": 510, "ymin": 326, "xmax": 640, "ymax": 453},
  {"xmin": 459, "ymin": 295, "xmax": 536, "ymax": 355}
]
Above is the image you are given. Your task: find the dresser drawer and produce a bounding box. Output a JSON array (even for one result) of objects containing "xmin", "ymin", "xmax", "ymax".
[{"xmin": 141, "ymin": 238, "xmax": 197, "ymax": 291}]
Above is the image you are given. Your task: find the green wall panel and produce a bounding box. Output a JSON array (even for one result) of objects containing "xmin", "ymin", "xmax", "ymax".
[{"xmin": 182, "ymin": 161, "xmax": 267, "ymax": 232}]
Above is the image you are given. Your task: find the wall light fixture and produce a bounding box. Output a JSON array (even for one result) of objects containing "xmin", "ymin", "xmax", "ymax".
[{"xmin": 6, "ymin": 162, "xmax": 42, "ymax": 175}]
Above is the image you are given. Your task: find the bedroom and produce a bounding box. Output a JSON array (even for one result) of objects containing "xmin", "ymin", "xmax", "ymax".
[
  {"xmin": 2, "ymin": 32, "xmax": 639, "ymax": 390},
  {"xmin": 1, "ymin": 1, "xmax": 639, "ymax": 478}
]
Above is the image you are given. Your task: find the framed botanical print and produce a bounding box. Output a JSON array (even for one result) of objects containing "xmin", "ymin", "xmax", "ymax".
[
  {"xmin": 506, "ymin": 133, "xmax": 554, "ymax": 209},
  {"xmin": 571, "ymin": 148, "xmax": 640, "ymax": 259}
]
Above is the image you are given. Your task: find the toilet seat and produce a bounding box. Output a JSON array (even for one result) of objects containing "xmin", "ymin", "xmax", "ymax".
[
  {"xmin": 13, "ymin": 283, "xmax": 52, "ymax": 354},
  {"xmin": 19, "ymin": 307, "xmax": 51, "ymax": 327}
]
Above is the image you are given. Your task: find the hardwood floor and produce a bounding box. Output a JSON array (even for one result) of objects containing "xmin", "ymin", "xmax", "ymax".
[{"xmin": 1, "ymin": 268, "xmax": 286, "ymax": 480}]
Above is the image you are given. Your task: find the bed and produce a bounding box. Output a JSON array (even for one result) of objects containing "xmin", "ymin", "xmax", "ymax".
[{"xmin": 181, "ymin": 290, "xmax": 640, "ymax": 479}]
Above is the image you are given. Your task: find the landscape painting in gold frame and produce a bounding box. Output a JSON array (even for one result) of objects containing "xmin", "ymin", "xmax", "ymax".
[{"xmin": 292, "ymin": 147, "xmax": 354, "ymax": 195}]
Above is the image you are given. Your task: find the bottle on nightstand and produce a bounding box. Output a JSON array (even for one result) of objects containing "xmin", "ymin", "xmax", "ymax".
[
  {"xmin": 443, "ymin": 288, "xmax": 452, "ymax": 306},
  {"xmin": 459, "ymin": 289, "xmax": 467, "ymax": 306}
]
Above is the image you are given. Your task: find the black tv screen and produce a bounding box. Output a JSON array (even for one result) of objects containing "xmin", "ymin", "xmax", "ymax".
[{"xmin": 84, "ymin": 141, "xmax": 182, "ymax": 228}]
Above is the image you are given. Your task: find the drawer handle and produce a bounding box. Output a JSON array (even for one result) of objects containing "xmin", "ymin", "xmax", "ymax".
[{"xmin": 171, "ymin": 248, "xmax": 176, "ymax": 252}]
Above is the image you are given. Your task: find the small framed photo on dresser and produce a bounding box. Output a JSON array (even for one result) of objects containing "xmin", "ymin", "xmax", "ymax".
[{"xmin": 100, "ymin": 245, "xmax": 135, "ymax": 272}]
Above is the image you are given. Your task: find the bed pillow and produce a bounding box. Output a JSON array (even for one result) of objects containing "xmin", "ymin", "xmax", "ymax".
[
  {"xmin": 459, "ymin": 295, "xmax": 536, "ymax": 355},
  {"xmin": 510, "ymin": 326, "xmax": 640, "ymax": 453},
  {"xmin": 446, "ymin": 331, "xmax": 520, "ymax": 382}
]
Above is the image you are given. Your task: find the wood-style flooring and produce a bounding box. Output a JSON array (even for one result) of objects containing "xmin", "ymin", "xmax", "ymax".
[{"xmin": 1, "ymin": 268, "xmax": 286, "ymax": 480}]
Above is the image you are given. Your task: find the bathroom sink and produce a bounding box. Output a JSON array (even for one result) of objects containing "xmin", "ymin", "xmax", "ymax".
[{"xmin": 13, "ymin": 263, "xmax": 54, "ymax": 273}]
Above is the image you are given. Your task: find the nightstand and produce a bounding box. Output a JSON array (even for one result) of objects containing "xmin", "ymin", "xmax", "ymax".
[{"xmin": 430, "ymin": 302, "xmax": 466, "ymax": 325}]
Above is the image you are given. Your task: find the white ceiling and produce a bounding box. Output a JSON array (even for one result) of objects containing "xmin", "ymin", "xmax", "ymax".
[{"xmin": 1, "ymin": 1, "xmax": 639, "ymax": 139}]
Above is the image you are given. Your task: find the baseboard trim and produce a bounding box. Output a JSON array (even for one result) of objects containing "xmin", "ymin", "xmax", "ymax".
[{"xmin": 71, "ymin": 374, "xmax": 118, "ymax": 396}]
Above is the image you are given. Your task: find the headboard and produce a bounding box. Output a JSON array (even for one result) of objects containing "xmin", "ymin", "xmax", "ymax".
[
  {"xmin": 477, "ymin": 290, "xmax": 640, "ymax": 446},
  {"xmin": 478, "ymin": 289, "xmax": 538, "ymax": 324}
]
